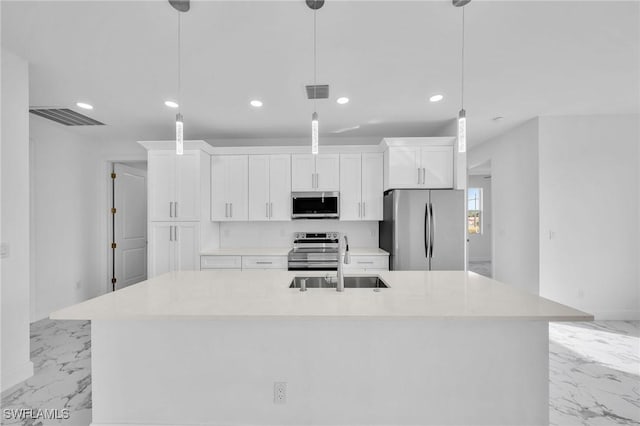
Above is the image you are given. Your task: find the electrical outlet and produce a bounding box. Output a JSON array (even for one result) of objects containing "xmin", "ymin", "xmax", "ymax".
[{"xmin": 273, "ymin": 382, "xmax": 287, "ymax": 404}]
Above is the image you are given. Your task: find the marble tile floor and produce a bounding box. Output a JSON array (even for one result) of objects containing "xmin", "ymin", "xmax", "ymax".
[
  {"xmin": 1, "ymin": 319, "xmax": 638, "ymax": 425},
  {"xmin": 469, "ymin": 260, "xmax": 492, "ymax": 278}
]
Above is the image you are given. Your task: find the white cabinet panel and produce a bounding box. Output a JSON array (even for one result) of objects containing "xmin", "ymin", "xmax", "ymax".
[
  {"xmin": 148, "ymin": 222, "xmax": 199, "ymax": 277},
  {"xmin": 384, "ymin": 145, "xmax": 453, "ymax": 190},
  {"xmin": 148, "ymin": 152, "xmax": 176, "ymax": 221},
  {"xmin": 268, "ymin": 155, "xmax": 291, "ymax": 221},
  {"xmin": 339, "ymin": 154, "xmax": 362, "ymax": 221},
  {"xmin": 315, "ymin": 154, "xmax": 340, "ymax": 191},
  {"xmin": 175, "ymin": 222, "xmax": 199, "ymax": 272},
  {"xmin": 292, "ymin": 154, "xmax": 339, "ymax": 191},
  {"xmin": 385, "ymin": 147, "xmax": 420, "ymax": 189},
  {"xmin": 148, "ymin": 150, "xmax": 201, "ymax": 221},
  {"xmin": 200, "ymin": 256, "xmax": 242, "ymax": 270},
  {"xmin": 241, "ymin": 256, "xmax": 287, "ymax": 270},
  {"xmin": 175, "ymin": 153, "xmax": 200, "ymax": 221},
  {"xmin": 248, "ymin": 155, "xmax": 291, "ymax": 221},
  {"xmin": 248, "ymin": 156, "xmax": 270, "ymax": 221},
  {"xmin": 361, "ymin": 153, "xmax": 383, "ymax": 220},
  {"xmin": 148, "ymin": 223, "xmax": 173, "ymax": 277},
  {"xmin": 291, "ymin": 154, "xmax": 315, "ymax": 191},
  {"xmin": 211, "ymin": 155, "xmax": 249, "ymax": 221},
  {"xmin": 421, "ymin": 146, "xmax": 453, "ymax": 189}
]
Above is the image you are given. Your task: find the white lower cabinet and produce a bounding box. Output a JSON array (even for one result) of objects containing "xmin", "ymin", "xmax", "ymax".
[
  {"xmin": 149, "ymin": 222, "xmax": 199, "ymax": 277},
  {"xmin": 342, "ymin": 255, "xmax": 389, "ymax": 273},
  {"xmin": 200, "ymin": 255, "xmax": 287, "ymax": 271}
]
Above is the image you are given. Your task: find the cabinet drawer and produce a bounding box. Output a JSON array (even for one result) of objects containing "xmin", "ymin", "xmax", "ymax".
[
  {"xmin": 200, "ymin": 255, "xmax": 242, "ymax": 270},
  {"xmin": 242, "ymin": 256, "xmax": 287, "ymax": 270},
  {"xmin": 343, "ymin": 255, "xmax": 389, "ymax": 270}
]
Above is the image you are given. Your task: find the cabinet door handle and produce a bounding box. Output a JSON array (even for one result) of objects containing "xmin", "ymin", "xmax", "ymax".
[
  {"xmin": 363, "ymin": 202, "xmax": 366, "ymax": 218},
  {"xmin": 256, "ymin": 261, "xmax": 273, "ymax": 265},
  {"xmin": 175, "ymin": 202, "xmax": 178, "ymax": 218},
  {"xmin": 316, "ymin": 173, "xmax": 319, "ymax": 189},
  {"xmin": 169, "ymin": 202, "xmax": 173, "ymax": 218},
  {"xmin": 422, "ymin": 168, "xmax": 426, "ymax": 185},
  {"xmin": 225, "ymin": 203, "xmax": 228, "ymax": 218},
  {"xmin": 358, "ymin": 202, "xmax": 361, "ymax": 218},
  {"xmin": 270, "ymin": 202, "xmax": 273, "ymax": 218},
  {"xmin": 230, "ymin": 203, "xmax": 233, "ymax": 218},
  {"xmin": 266, "ymin": 202, "xmax": 269, "ymax": 218},
  {"xmin": 169, "ymin": 225, "xmax": 174, "ymax": 241},
  {"xmin": 357, "ymin": 261, "xmax": 375, "ymax": 265},
  {"xmin": 174, "ymin": 225, "xmax": 178, "ymax": 241}
]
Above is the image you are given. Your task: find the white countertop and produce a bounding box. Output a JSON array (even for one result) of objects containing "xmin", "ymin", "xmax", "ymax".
[
  {"xmin": 200, "ymin": 247, "xmax": 389, "ymax": 256},
  {"xmin": 51, "ymin": 270, "xmax": 592, "ymax": 321}
]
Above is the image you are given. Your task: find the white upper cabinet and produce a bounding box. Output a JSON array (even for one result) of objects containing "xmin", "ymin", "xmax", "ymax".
[
  {"xmin": 211, "ymin": 155, "xmax": 248, "ymax": 221},
  {"xmin": 361, "ymin": 153, "xmax": 384, "ymax": 220},
  {"xmin": 339, "ymin": 154, "xmax": 362, "ymax": 221},
  {"xmin": 291, "ymin": 154, "xmax": 339, "ymax": 192},
  {"xmin": 248, "ymin": 154, "xmax": 291, "ymax": 221},
  {"xmin": 384, "ymin": 143, "xmax": 453, "ymax": 190},
  {"xmin": 339, "ymin": 153, "xmax": 383, "ymax": 221},
  {"xmin": 148, "ymin": 150, "xmax": 201, "ymax": 221},
  {"xmin": 421, "ymin": 146, "xmax": 453, "ymax": 188}
]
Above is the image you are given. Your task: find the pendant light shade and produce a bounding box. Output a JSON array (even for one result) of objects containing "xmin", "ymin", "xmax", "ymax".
[
  {"xmin": 176, "ymin": 113, "xmax": 184, "ymax": 155},
  {"xmin": 457, "ymin": 109, "xmax": 466, "ymax": 153},
  {"xmin": 311, "ymin": 112, "xmax": 319, "ymax": 155}
]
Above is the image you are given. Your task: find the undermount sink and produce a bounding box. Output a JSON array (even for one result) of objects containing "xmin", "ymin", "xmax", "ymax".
[{"xmin": 289, "ymin": 276, "xmax": 389, "ymax": 289}]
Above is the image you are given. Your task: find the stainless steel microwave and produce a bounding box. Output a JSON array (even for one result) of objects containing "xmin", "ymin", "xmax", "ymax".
[{"xmin": 291, "ymin": 192, "xmax": 340, "ymax": 219}]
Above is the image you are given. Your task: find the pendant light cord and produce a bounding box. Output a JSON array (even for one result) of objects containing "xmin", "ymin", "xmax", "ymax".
[
  {"xmin": 460, "ymin": 6, "xmax": 465, "ymax": 110},
  {"xmin": 178, "ymin": 11, "xmax": 182, "ymax": 115},
  {"xmin": 313, "ymin": 8, "xmax": 318, "ymax": 112}
]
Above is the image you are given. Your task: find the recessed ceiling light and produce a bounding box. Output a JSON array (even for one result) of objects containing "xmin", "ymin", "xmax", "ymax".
[
  {"xmin": 250, "ymin": 100, "xmax": 263, "ymax": 107},
  {"xmin": 76, "ymin": 102, "xmax": 93, "ymax": 110},
  {"xmin": 164, "ymin": 100, "xmax": 179, "ymax": 108},
  {"xmin": 429, "ymin": 94, "xmax": 444, "ymax": 103},
  {"xmin": 336, "ymin": 97, "xmax": 349, "ymax": 105}
]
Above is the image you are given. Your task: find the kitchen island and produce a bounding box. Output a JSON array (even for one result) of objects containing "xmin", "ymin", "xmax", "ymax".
[{"xmin": 51, "ymin": 270, "xmax": 592, "ymax": 426}]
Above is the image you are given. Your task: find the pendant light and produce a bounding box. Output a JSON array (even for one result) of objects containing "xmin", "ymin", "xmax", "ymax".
[
  {"xmin": 307, "ymin": 0, "xmax": 324, "ymax": 155},
  {"xmin": 453, "ymin": 0, "xmax": 470, "ymax": 153},
  {"xmin": 170, "ymin": 1, "xmax": 189, "ymax": 155}
]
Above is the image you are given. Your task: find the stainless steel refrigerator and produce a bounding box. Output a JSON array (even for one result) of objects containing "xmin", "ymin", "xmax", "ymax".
[{"xmin": 379, "ymin": 189, "xmax": 465, "ymax": 270}]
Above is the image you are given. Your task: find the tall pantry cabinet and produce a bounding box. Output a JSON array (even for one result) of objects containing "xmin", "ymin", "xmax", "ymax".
[{"xmin": 147, "ymin": 149, "xmax": 209, "ymax": 277}]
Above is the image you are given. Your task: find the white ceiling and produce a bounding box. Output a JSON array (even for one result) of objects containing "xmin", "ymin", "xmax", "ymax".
[{"xmin": 2, "ymin": 0, "xmax": 639, "ymax": 147}]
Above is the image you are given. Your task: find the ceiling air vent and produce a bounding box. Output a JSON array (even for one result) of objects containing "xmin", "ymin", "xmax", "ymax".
[
  {"xmin": 29, "ymin": 108, "xmax": 105, "ymax": 126},
  {"xmin": 305, "ymin": 84, "xmax": 329, "ymax": 100}
]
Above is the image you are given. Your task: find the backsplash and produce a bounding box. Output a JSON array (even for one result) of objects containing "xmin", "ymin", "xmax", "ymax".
[{"xmin": 217, "ymin": 221, "xmax": 379, "ymax": 248}]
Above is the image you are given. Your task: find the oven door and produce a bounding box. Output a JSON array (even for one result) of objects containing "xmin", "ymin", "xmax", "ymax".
[{"xmin": 291, "ymin": 192, "xmax": 340, "ymax": 219}]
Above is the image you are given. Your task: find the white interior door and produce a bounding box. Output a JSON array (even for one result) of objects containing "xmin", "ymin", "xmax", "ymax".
[{"xmin": 114, "ymin": 163, "xmax": 147, "ymax": 289}]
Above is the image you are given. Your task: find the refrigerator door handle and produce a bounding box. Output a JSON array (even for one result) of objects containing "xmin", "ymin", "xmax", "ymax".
[
  {"xmin": 424, "ymin": 202, "xmax": 430, "ymax": 259},
  {"xmin": 429, "ymin": 202, "xmax": 435, "ymax": 259}
]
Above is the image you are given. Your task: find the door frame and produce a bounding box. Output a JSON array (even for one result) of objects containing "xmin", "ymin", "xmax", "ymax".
[{"xmin": 102, "ymin": 157, "xmax": 146, "ymax": 294}]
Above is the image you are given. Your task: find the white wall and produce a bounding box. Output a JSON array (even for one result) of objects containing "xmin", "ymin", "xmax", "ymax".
[
  {"xmin": 29, "ymin": 117, "xmax": 146, "ymax": 321},
  {"xmin": 467, "ymin": 175, "xmax": 492, "ymax": 262},
  {"xmin": 468, "ymin": 119, "xmax": 540, "ymax": 295},
  {"xmin": 538, "ymin": 115, "xmax": 640, "ymax": 319},
  {"xmin": 1, "ymin": 48, "xmax": 33, "ymax": 391},
  {"xmin": 214, "ymin": 221, "xmax": 379, "ymax": 250}
]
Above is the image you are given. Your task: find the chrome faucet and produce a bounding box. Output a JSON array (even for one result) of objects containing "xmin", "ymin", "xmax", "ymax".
[{"xmin": 337, "ymin": 235, "xmax": 350, "ymax": 292}]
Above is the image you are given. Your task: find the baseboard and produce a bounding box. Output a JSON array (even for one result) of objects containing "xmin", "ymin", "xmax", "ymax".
[
  {"xmin": 593, "ymin": 310, "xmax": 640, "ymax": 321},
  {"xmin": 468, "ymin": 257, "xmax": 491, "ymax": 262},
  {"xmin": 1, "ymin": 360, "xmax": 34, "ymax": 392}
]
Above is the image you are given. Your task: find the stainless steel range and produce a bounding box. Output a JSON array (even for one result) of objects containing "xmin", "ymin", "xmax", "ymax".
[{"xmin": 287, "ymin": 232, "xmax": 339, "ymax": 271}]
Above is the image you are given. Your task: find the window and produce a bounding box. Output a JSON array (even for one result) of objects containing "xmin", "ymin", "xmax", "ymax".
[{"xmin": 467, "ymin": 188, "xmax": 482, "ymax": 235}]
